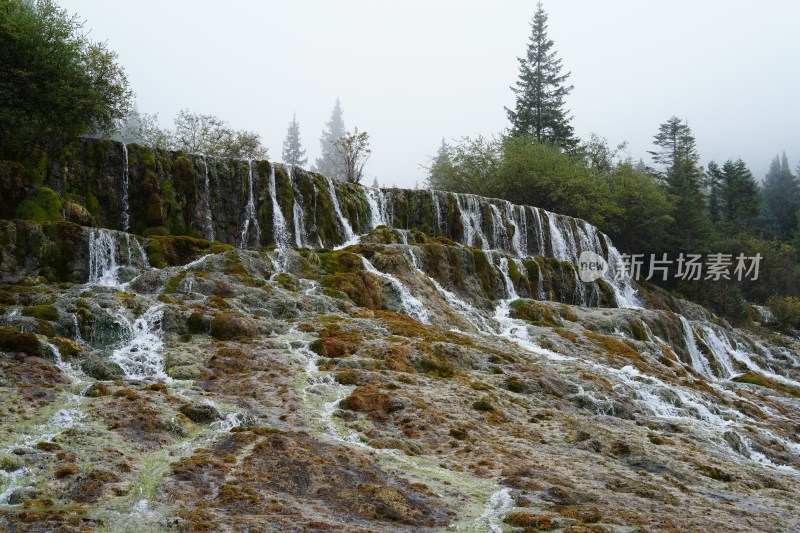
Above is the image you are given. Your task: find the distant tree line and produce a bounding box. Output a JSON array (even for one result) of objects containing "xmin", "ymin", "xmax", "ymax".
[{"xmin": 427, "ymin": 1, "xmax": 800, "ymax": 323}]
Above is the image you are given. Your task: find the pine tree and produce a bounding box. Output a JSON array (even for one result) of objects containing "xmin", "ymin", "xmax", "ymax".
[
  {"xmin": 506, "ymin": 1, "xmax": 576, "ymax": 150},
  {"xmin": 281, "ymin": 113, "xmax": 307, "ymax": 167},
  {"xmin": 314, "ymin": 99, "xmax": 346, "ymax": 180},
  {"xmin": 708, "ymin": 159, "xmax": 760, "ymax": 236},
  {"xmin": 762, "ymin": 152, "xmax": 800, "ymax": 240},
  {"xmin": 649, "ymin": 116, "xmax": 711, "ymax": 253}
]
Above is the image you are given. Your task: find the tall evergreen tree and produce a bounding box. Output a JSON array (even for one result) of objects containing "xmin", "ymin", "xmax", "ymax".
[
  {"xmin": 314, "ymin": 98, "xmax": 346, "ymax": 180},
  {"xmin": 281, "ymin": 113, "xmax": 307, "ymax": 167},
  {"xmin": 707, "ymin": 159, "xmax": 760, "ymax": 236},
  {"xmin": 506, "ymin": 1, "xmax": 576, "ymax": 150},
  {"xmin": 762, "ymin": 152, "xmax": 800, "ymax": 240},
  {"xmin": 649, "ymin": 116, "xmax": 710, "ymax": 253}
]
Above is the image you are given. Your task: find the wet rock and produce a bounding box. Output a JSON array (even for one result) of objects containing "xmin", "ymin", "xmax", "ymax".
[
  {"xmin": 167, "ymin": 364, "xmax": 201, "ymax": 380},
  {"xmin": 179, "ymin": 403, "xmax": 221, "ymax": 424},
  {"xmin": 209, "ymin": 314, "xmax": 258, "ymax": 340},
  {"xmin": 8, "ymin": 487, "xmax": 39, "ymax": 505},
  {"xmin": 81, "ymin": 356, "xmax": 124, "ymax": 380}
]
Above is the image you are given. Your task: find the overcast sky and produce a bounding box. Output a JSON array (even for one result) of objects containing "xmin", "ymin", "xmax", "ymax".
[{"xmin": 60, "ymin": 0, "xmax": 799, "ymax": 188}]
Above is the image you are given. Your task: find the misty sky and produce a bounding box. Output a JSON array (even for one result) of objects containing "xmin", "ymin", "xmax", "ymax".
[{"xmin": 60, "ymin": 0, "xmax": 799, "ymax": 188}]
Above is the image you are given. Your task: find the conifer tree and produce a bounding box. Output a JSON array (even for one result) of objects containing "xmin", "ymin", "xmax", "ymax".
[
  {"xmin": 707, "ymin": 159, "xmax": 760, "ymax": 236},
  {"xmin": 314, "ymin": 99, "xmax": 346, "ymax": 180},
  {"xmin": 762, "ymin": 152, "xmax": 800, "ymax": 240},
  {"xmin": 281, "ymin": 113, "xmax": 307, "ymax": 167},
  {"xmin": 506, "ymin": 1, "xmax": 576, "ymax": 150},
  {"xmin": 649, "ymin": 116, "xmax": 711, "ymax": 252}
]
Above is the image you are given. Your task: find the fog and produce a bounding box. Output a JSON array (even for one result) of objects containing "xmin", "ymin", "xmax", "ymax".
[{"xmin": 60, "ymin": 0, "xmax": 800, "ymax": 187}]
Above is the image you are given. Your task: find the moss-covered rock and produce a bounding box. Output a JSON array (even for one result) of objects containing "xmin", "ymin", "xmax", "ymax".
[
  {"xmin": 0, "ymin": 326, "xmax": 45, "ymax": 357},
  {"xmin": 209, "ymin": 314, "xmax": 258, "ymax": 341},
  {"xmin": 14, "ymin": 187, "xmax": 62, "ymax": 223},
  {"xmin": 21, "ymin": 304, "xmax": 58, "ymax": 321}
]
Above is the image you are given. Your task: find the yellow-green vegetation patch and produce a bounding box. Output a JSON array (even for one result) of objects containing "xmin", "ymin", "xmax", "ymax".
[
  {"xmin": 0, "ymin": 326, "xmax": 45, "ymax": 357},
  {"xmin": 732, "ymin": 372, "xmax": 800, "ymax": 398},
  {"xmin": 509, "ymin": 300, "xmax": 563, "ymax": 327},
  {"xmin": 163, "ymin": 271, "xmax": 187, "ymax": 294},
  {"xmin": 309, "ymin": 323, "xmax": 364, "ymax": 358},
  {"xmin": 21, "ymin": 304, "xmax": 58, "ymax": 321},
  {"xmin": 584, "ymin": 331, "xmax": 647, "ymax": 370}
]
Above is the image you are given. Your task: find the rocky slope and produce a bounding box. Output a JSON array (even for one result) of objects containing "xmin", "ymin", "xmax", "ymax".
[{"xmin": 0, "ymin": 142, "xmax": 799, "ymax": 532}]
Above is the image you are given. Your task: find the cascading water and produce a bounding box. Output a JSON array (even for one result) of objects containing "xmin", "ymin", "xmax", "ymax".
[
  {"xmin": 432, "ymin": 190, "xmax": 443, "ymax": 236},
  {"xmin": 121, "ymin": 144, "xmax": 130, "ymax": 233},
  {"xmin": 507, "ymin": 203, "xmax": 526, "ymax": 257},
  {"xmin": 489, "ymin": 204, "xmax": 508, "ymax": 252},
  {"xmin": 529, "ymin": 207, "xmax": 546, "ymax": 257},
  {"xmin": 698, "ymin": 326, "xmax": 739, "ymax": 379},
  {"xmin": 110, "ymin": 305, "xmax": 168, "ymax": 381},
  {"xmin": 360, "ymin": 257, "xmax": 430, "ymax": 323},
  {"xmin": 545, "ymin": 211, "xmax": 570, "ymax": 261},
  {"xmin": 239, "ymin": 161, "xmax": 261, "ymax": 247},
  {"xmin": 457, "ymin": 194, "xmax": 488, "ymax": 250},
  {"xmin": 202, "ymin": 156, "xmax": 215, "ymax": 240},
  {"xmin": 365, "ymin": 188, "xmax": 390, "ymax": 230},
  {"xmin": 680, "ymin": 316, "xmax": 715, "ymax": 378},
  {"xmin": 326, "ymin": 177, "xmax": 356, "ymax": 246},
  {"xmin": 89, "ymin": 229, "xmax": 119, "ymax": 287},
  {"xmin": 269, "ymin": 166, "xmax": 292, "ymax": 248},
  {"xmin": 287, "ymin": 166, "xmax": 307, "ymax": 247}
]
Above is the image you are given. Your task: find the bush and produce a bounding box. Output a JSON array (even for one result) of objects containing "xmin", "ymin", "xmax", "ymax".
[{"xmin": 766, "ymin": 295, "xmax": 800, "ymax": 330}]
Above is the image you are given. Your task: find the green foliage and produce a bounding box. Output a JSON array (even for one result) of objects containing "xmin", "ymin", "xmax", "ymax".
[
  {"xmin": 15, "ymin": 187, "xmax": 62, "ymax": 222},
  {"xmin": 605, "ymin": 163, "xmax": 673, "ymax": 253},
  {"xmin": 766, "ymin": 295, "xmax": 800, "ymax": 330},
  {"xmin": 332, "ymin": 128, "xmax": 371, "ymax": 184},
  {"xmin": 707, "ymin": 159, "xmax": 760, "ymax": 237},
  {"xmin": 761, "ymin": 153, "xmax": 799, "ymax": 240},
  {"xmin": 168, "ymin": 109, "xmax": 267, "ymax": 159},
  {"xmin": 0, "ymin": 0, "xmax": 132, "ymax": 145},
  {"xmin": 506, "ymin": 1, "xmax": 576, "ymax": 150}
]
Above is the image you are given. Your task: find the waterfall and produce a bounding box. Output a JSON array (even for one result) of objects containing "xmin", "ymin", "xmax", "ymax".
[
  {"xmin": 239, "ymin": 161, "xmax": 261, "ymax": 247},
  {"xmin": 507, "ymin": 203, "xmax": 526, "ymax": 257},
  {"xmin": 361, "ymin": 257, "xmax": 430, "ymax": 323},
  {"xmin": 326, "ymin": 177, "xmax": 356, "ymax": 245},
  {"xmin": 680, "ymin": 316, "xmax": 714, "ymax": 379},
  {"xmin": 456, "ymin": 194, "xmax": 488, "ymax": 249},
  {"xmin": 88, "ymin": 229, "xmax": 119, "ymax": 287},
  {"xmin": 546, "ymin": 211, "xmax": 569, "ymax": 261},
  {"xmin": 604, "ymin": 236, "xmax": 640, "ymax": 308},
  {"xmin": 110, "ymin": 305, "xmax": 168, "ymax": 381},
  {"xmin": 269, "ymin": 166, "xmax": 292, "ymax": 248},
  {"xmin": 121, "ymin": 144, "xmax": 130, "ymax": 233},
  {"xmin": 698, "ymin": 326, "xmax": 739, "ymax": 379},
  {"xmin": 365, "ymin": 188, "xmax": 389, "ymax": 229},
  {"xmin": 202, "ymin": 156, "xmax": 214, "ymax": 240},
  {"xmin": 497, "ymin": 256, "xmax": 518, "ymax": 300},
  {"xmin": 489, "ymin": 204, "xmax": 509, "ymax": 252},
  {"xmin": 529, "ymin": 207, "xmax": 546, "ymax": 256},
  {"xmin": 287, "ymin": 166, "xmax": 307, "ymax": 247},
  {"xmin": 432, "ymin": 190, "xmax": 443, "ymax": 236}
]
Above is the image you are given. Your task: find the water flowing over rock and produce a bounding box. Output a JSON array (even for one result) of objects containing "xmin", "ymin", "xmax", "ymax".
[{"xmin": 2, "ymin": 138, "xmax": 800, "ymax": 531}]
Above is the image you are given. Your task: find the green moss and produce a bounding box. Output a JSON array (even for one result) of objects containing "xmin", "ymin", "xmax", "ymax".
[
  {"xmin": 163, "ymin": 271, "xmax": 187, "ymax": 295},
  {"xmin": 21, "ymin": 304, "xmax": 58, "ymax": 321},
  {"xmin": 15, "ymin": 187, "xmax": 62, "ymax": 223},
  {"xmin": 630, "ymin": 319, "xmax": 649, "ymax": 342},
  {"xmin": 509, "ymin": 300, "xmax": 563, "ymax": 327},
  {"xmin": 732, "ymin": 372, "xmax": 800, "ymax": 397},
  {"xmin": 273, "ymin": 273, "xmax": 297, "ymax": 292},
  {"xmin": 209, "ymin": 314, "xmax": 257, "ymax": 340},
  {"xmin": 0, "ymin": 326, "xmax": 44, "ymax": 357},
  {"xmin": 472, "ymin": 249, "xmax": 496, "ymax": 299}
]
